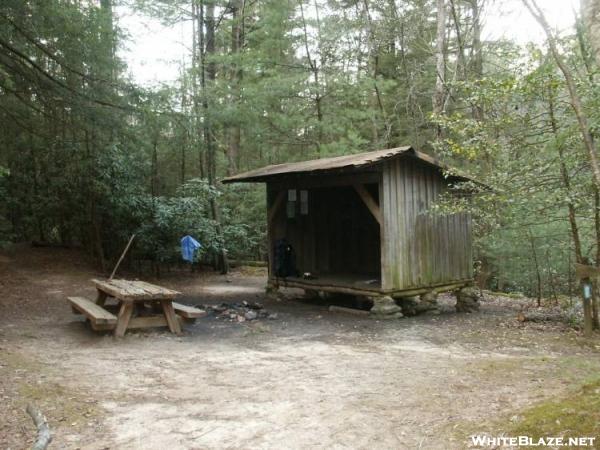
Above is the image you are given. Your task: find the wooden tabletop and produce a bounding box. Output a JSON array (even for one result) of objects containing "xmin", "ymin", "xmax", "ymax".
[{"xmin": 92, "ymin": 279, "xmax": 180, "ymax": 302}]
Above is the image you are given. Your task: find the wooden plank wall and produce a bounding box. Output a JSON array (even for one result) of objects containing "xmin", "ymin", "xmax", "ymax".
[{"xmin": 381, "ymin": 157, "xmax": 472, "ymax": 291}]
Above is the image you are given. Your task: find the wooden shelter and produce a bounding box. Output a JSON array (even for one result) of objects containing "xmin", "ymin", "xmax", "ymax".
[{"xmin": 223, "ymin": 146, "xmax": 474, "ymax": 306}]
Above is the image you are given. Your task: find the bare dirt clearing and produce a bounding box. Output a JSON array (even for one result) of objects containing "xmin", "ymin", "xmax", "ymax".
[{"xmin": 1, "ymin": 247, "xmax": 599, "ymax": 449}]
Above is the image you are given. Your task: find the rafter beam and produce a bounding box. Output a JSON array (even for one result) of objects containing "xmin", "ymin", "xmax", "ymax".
[{"xmin": 353, "ymin": 184, "xmax": 382, "ymax": 226}]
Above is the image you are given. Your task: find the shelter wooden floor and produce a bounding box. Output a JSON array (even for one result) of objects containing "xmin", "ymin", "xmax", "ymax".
[
  {"xmin": 275, "ymin": 274, "xmax": 382, "ymax": 296},
  {"xmin": 273, "ymin": 274, "xmax": 472, "ymax": 298}
]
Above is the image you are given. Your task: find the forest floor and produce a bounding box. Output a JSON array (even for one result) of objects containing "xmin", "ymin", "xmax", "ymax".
[{"xmin": 1, "ymin": 245, "xmax": 599, "ymax": 450}]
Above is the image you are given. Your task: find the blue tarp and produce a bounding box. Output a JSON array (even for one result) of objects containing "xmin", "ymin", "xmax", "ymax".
[{"xmin": 181, "ymin": 235, "xmax": 201, "ymax": 262}]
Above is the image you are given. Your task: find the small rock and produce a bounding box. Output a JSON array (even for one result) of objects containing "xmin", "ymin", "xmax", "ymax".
[
  {"xmin": 267, "ymin": 313, "xmax": 278, "ymax": 320},
  {"xmin": 456, "ymin": 286, "xmax": 481, "ymax": 313},
  {"xmin": 248, "ymin": 302, "xmax": 263, "ymax": 310},
  {"xmin": 244, "ymin": 310, "xmax": 258, "ymax": 320}
]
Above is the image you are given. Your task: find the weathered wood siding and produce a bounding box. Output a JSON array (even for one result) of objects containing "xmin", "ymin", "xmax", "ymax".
[{"xmin": 381, "ymin": 157, "xmax": 472, "ymax": 291}]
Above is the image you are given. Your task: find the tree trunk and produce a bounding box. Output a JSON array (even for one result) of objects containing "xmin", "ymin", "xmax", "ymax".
[
  {"xmin": 99, "ymin": 0, "xmax": 115, "ymax": 81},
  {"xmin": 528, "ymin": 229, "xmax": 542, "ymax": 306},
  {"xmin": 523, "ymin": 0, "xmax": 600, "ymax": 190},
  {"xmin": 470, "ymin": 0, "xmax": 484, "ymax": 121},
  {"xmin": 432, "ymin": 0, "xmax": 446, "ymax": 139},
  {"xmin": 201, "ymin": 0, "xmax": 229, "ymax": 274},
  {"xmin": 191, "ymin": 0, "xmax": 205, "ymax": 178},
  {"xmin": 449, "ymin": 0, "xmax": 467, "ymax": 81},
  {"xmin": 363, "ymin": 0, "xmax": 390, "ymax": 146},
  {"xmin": 299, "ymin": 0, "xmax": 323, "ymax": 154},
  {"xmin": 85, "ymin": 129, "xmax": 106, "ymax": 272},
  {"xmin": 210, "ymin": 197, "xmax": 229, "ymax": 274},
  {"xmin": 548, "ymin": 87, "xmax": 584, "ymax": 263},
  {"xmin": 545, "ymin": 45, "xmax": 599, "ymax": 329},
  {"xmin": 204, "ymin": 0, "xmax": 217, "ymax": 185},
  {"xmin": 582, "ymin": 0, "xmax": 600, "ymax": 66},
  {"xmin": 573, "ymin": 10, "xmax": 600, "ymax": 330},
  {"xmin": 180, "ymin": 66, "xmax": 188, "ymax": 184},
  {"xmin": 227, "ymin": 0, "xmax": 243, "ymax": 175},
  {"xmin": 151, "ymin": 137, "xmax": 158, "ymax": 197},
  {"xmin": 91, "ymin": 197, "xmax": 106, "ymax": 273},
  {"xmin": 594, "ymin": 188, "xmax": 600, "ymax": 328}
]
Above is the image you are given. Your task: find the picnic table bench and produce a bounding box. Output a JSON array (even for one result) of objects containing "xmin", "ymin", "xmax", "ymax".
[{"xmin": 68, "ymin": 279, "xmax": 206, "ymax": 337}]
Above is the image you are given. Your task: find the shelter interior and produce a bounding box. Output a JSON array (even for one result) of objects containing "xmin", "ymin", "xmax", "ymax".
[{"xmin": 268, "ymin": 172, "xmax": 383, "ymax": 292}]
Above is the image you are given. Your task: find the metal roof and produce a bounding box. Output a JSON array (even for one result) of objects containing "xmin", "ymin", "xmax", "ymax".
[{"xmin": 222, "ymin": 146, "xmax": 471, "ymax": 183}]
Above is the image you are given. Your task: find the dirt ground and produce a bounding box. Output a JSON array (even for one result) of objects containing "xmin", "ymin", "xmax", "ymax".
[{"xmin": 1, "ymin": 246, "xmax": 599, "ymax": 450}]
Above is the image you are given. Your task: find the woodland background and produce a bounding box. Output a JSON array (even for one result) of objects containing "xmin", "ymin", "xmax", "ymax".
[{"xmin": 2, "ymin": 0, "xmax": 600, "ymax": 301}]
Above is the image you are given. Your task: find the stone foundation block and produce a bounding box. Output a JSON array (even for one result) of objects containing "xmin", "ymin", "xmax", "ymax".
[{"xmin": 369, "ymin": 296, "xmax": 403, "ymax": 319}]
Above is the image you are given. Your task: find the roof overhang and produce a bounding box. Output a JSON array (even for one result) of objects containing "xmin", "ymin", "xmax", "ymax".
[{"xmin": 221, "ymin": 146, "xmax": 474, "ymax": 184}]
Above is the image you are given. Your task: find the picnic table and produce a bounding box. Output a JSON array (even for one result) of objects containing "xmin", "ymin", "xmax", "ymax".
[{"xmin": 68, "ymin": 279, "xmax": 205, "ymax": 337}]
